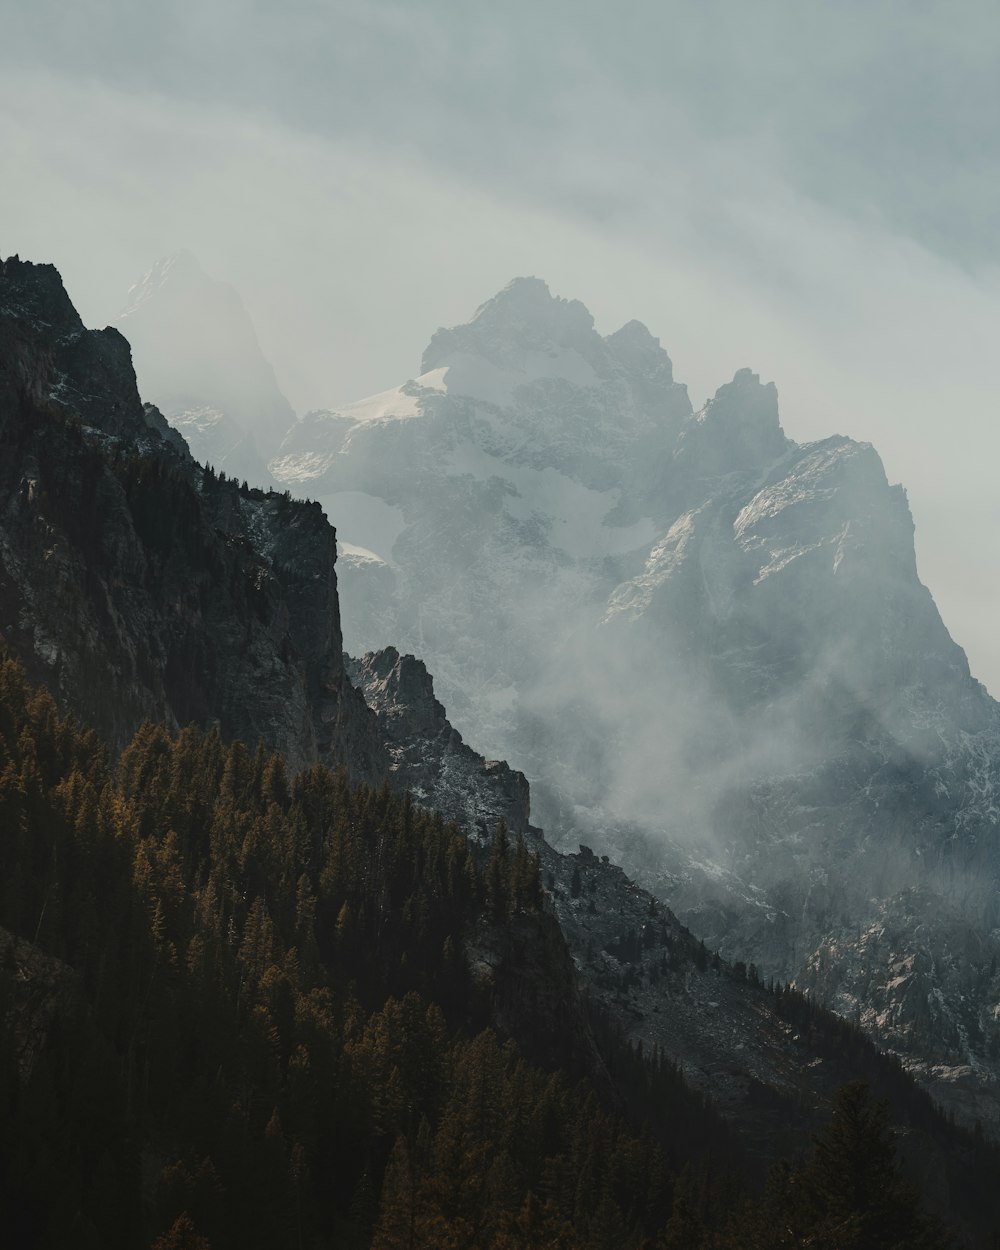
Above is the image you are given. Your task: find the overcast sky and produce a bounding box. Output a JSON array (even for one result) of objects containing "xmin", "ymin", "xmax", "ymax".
[{"xmin": 4, "ymin": 0, "xmax": 1000, "ymax": 690}]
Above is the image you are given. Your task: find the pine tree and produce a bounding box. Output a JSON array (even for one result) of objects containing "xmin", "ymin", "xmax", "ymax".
[
  {"xmin": 757, "ymin": 1082, "xmax": 952, "ymax": 1250},
  {"xmin": 151, "ymin": 1212, "xmax": 212, "ymax": 1250},
  {"xmin": 371, "ymin": 1134, "xmax": 418, "ymax": 1250},
  {"xmin": 511, "ymin": 833, "xmax": 542, "ymax": 912},
  {"xmin": 487, "ymin": 821, "xmax": 512, "ymax": 924}
]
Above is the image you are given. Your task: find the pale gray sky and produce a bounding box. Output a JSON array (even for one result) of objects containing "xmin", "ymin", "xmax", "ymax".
[{"xmin": 3, "ymin": 0, "xmax": 1000, "ymax": 689}]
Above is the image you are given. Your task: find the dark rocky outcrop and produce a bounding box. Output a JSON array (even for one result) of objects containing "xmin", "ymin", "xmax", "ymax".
[
  {"xmin": 0, "ymin": 255, "xmax": 385, "ymax": 782},
  {"xmin": 347, "ymin": 645, "xmax": 530, "ymax": 837}
]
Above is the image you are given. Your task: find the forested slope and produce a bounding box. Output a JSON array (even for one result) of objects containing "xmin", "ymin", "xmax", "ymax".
[{"xmin": 0, "ymin": 650, "xmax": 972, "ymax": 1248}]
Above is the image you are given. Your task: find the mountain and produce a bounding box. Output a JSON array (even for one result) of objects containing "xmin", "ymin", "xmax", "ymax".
[
  {"xmin": 3, "ymin": 253, "xmax": 999, "ymax": 1244},
  {"xmin": 116, "ymin": 252, "xmax": 294, "ymax": 484},
  {"xmin": 271, "ymin": 276, "xmax": 1000, "ymax": 1131},
  {"xmin": 0, "ymin": 254, "xmax": 382, "ymax": 781}
]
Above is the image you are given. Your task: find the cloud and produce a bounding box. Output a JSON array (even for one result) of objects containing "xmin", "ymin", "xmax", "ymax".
[{"xmin": 2, "ymin": 19, "xmax": 999, "ymax": 695}]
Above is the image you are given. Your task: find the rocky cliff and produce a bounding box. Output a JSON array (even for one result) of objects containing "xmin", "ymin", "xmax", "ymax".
[
  {"xmin": 347, "ymin": 646, "xmax": 531, "ymax": 838},
  {"xmin": 0, "ymin": 255, "xmax": 384, "ymax": 782}
]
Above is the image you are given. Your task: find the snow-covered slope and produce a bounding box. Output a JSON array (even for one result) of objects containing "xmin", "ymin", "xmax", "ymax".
[
  {"xmin": 271, "ymin": 275, "xmax": 1000, "ymax": 1129},
  {"xmin": 116, "ymin": 252, "xmax": 295, "ymax": 484}
]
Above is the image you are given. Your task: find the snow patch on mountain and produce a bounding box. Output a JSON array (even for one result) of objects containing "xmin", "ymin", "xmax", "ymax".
[
  {"xmin": 336, "ymin": 382, "xmax": 425, "ymax": 423},
  {"xmin": 443, "ymin": 443, "xmax": 658, "ymax": 559}
]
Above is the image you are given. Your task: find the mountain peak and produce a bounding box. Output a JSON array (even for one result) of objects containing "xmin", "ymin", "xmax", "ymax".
[
  {"xmin": 606, "ymin": 317, "xmax": 656, "ymax": 343},
  {"xmin": 731, "ymin": 365, "xmax": 771, "ymax": 388},
  {"xmin": 472, "ymin": 275, "xmax": 593, "ymax": 332},
  {"xmin": 1, "ymin": 256, "xmax": 146, "ymax": 440},
  {"xmin": 151, "ymin": 248, "xmax": 202, "ymax": 280},
  {"xmin": 421, "ymin": 276, "xmax": 599, "ymax": 374},
  {"xmin": 119, "ymin": 250, "xmax": 213, "ymax": 319},
  {"xmin": 115, "ymin": 253, "xmax": 294, "ymax": 472},
  {"xmin": 483, "ymin": 273, "xmax": 552, "ymax": 304},
  {"xmin": 673, "ymin": 367, "xmax": 787, "ymax": 478},
  {"xmin": 418, "ymin": 279, "xmax": 689, "ymax": 415},
  {"xmin": 1, "ymin": 255, "xmax": 85, "ymax": 338},
  {"xmin": 699, "ymin": 368, "xmax": 781, "ymax": 426},
  {"xmin": 604, "ymin": 319, "xmax": 676, "ymax": 385}
]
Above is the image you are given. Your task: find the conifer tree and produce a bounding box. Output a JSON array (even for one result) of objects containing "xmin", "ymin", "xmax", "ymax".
[
  {"xmin": 487, "ymin": 821, "xmax": 512, "ymax": 924},
  {"xmin": 755, "ymin": 1082, "xmax": 952, "ymax": 1250}
]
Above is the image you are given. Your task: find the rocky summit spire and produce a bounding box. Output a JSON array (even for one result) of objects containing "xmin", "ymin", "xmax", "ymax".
[
  {"xmin": 0, "ymin": 255, "xmax": 147, "ymax": 443},
  {"xmin": 677, "ymin": 367, "xmax": 788, "ymax": 477},
  {"xmin": 700, "ymin": 367, "xmax": 783, "ymax": 434},
  {"xmin": 421, "ymin": 275, "xmax": 600, "ymax": 374},
  {"xmin": 604, "ymin": 318, "xmax": 677, "ymax": 387}
]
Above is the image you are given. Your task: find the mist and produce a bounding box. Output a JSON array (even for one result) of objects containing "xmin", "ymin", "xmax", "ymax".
[
  {"xmin": 7, "ymin": 1, "xmax": 1000, "ymax": 1153},
  {"xmin": 4, "ymin": 1, "xmax": 1000, "ymax": 694},
  {"xmin": 4, "ymin": 0, "xmax": 999, "ymax": 1050}
]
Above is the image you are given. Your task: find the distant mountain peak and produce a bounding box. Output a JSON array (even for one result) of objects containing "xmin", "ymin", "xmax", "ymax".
[
  {"xmin": 676, "ymin": 366, "xmax": 787, "ymax": 476},
  {"xmin": 421, "ymin": 276, "xmax": 601, "ymax": 375},
  {"xmin": 419, "ymin": 277, "xmax": 687, "ymax": 406},
  {"xmin": 144, "ymin": 248, "xmax": 201, "ymax": 281},
  {"xmin": 604, "ymin": 318, "xmax": 676, "ymax": 384},
  {"xmin": 119, "ymin": 249, "xmax": 213, "ymax": 318},
  {"xmin": 115, "ymin": 253, "xmax": 294, "ymax": 477},
  {"xmin": 470, "ymin": 275, "xmax": 594, "ymax": 335},
  {"xmin": 606, "ymin": 317, "xmax": 657, "ymax": 343},
  {"xmin": 696, "ymin": 367, "xmax": 783, "ymax": 435}
]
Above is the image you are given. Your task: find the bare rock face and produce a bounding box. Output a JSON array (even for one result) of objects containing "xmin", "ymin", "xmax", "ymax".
[
  {"xmin": 794, "ymin": 887, "xmax": 1000, "ymax": 1129},
  {"xmin": 670, "ymin": 367, "xmax": 789, "ymax": 486},
  {"xmin": 0, "ymin": 255, "xmax": 385, "ymax": 783},
  {"xmin": 347, "ymin": 646, "xmax": 530, "ymax": 837}
]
